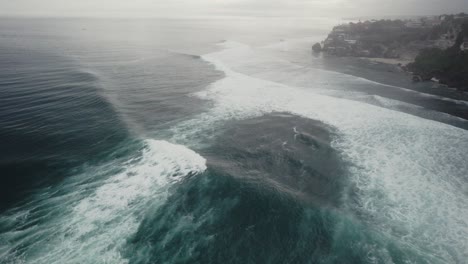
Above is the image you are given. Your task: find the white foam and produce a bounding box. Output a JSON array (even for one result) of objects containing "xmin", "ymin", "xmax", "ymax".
[
  {"xmin": 0, "ymin": 140, "xmax": 206, "ymax": 264},
  {"xmin": 226, "ymin": 39, "xmax": 468, "ymax": 108},
  {"xmin": 354, "ymin": 76, "xmax": 468, "ymax": 107},
  {"xmin": 190, "ymin": 41, "xmax": 468, "ymax": 263}
]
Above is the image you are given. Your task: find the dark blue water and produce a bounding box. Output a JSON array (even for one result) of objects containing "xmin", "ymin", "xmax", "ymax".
[
  {"xmin": 0, "ymin": 47, "xmax": 130, "ymax": 210},
  {"xmin": 1, "ymin": 17, "xmax": 467, "ymax": 264}
]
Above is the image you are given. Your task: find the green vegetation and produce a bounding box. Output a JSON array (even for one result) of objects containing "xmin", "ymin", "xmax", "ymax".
[
  {"xmin": 408, "ymin": 22, "xmax": 468, "ymax": 91},
  {"xmin": 321, "ymin": 19, "xmax": 435, "ymax": 58},
  {"xmin": 320, "ymin": 13, "xmax": 468, "ymax": 90}
]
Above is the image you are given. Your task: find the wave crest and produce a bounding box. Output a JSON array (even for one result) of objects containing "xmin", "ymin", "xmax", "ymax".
[{"xmin": 0, "ymin": 139, "xmax": 206, "ymax": 264}]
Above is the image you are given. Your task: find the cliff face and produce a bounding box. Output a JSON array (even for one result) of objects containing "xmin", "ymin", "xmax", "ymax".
[
  {"xmin": 318, "ymin": 14, "xmax": 468, "ymax": 91},
  {"xmin": 407, "ymin": 25, "xmax": 468, "ymax": 91},
  {"xmin": 321, "ymin": 15, "xmax": 467, "ymax": 61},
  {"xmin": 322, "ymin": 20, "xmax": 418, "ymax": 58}
]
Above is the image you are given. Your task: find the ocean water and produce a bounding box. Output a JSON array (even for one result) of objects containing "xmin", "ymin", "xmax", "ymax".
[{"xmin": 1, "ymin": 17, "xmax": 468, "ymax": 264}]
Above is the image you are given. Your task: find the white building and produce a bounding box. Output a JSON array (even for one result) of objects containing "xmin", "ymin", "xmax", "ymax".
[{"xmin": 461, "ymin": 42, "xmax": 468, "ymax": 51}]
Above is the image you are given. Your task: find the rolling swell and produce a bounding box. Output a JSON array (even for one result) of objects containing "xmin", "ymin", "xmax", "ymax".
[
  {"xmin": 203, "ymin": 113, "xmax": 345, "ymax": 206},
  {"xmin": 0, "ymin": 47, "xmax": 129, "ymax": 210},
  {"xmin": 170, "ymin": 41, "xmax": 468, "ymax": 263},
  {"xmin": 0, "ymin": 140, "xmax": 206, "ymax": 264},
  {"xmin": 125, "ymin": 114, "xmax": 425, "ymax": 264},
  {"xmin": 92, "ymin": 50, "xmax": 224, "ymax": 137},
  {"xmin": 1, "ymin": 20, "xmax": 468, "ymax": 264}
]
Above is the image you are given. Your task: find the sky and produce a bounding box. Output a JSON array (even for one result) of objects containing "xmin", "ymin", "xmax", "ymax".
[{"xmin": 0, "ymin": 0, "xmax": 467, "ymax": 18}]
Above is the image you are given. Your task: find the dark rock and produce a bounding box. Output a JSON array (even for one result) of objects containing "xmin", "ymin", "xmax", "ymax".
[
  {"xmin": 412, "ymin": 75, "xmax": 423, "ymax": 82},
  {"xmin": 312, "ymin": 43, "xmax": 322, "ymax": 53}
]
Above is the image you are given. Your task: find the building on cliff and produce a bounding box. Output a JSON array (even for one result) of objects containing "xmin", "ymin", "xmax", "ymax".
[{"xmin": 461, "ymin": 41, "xmax": 468, "ymax": 51}]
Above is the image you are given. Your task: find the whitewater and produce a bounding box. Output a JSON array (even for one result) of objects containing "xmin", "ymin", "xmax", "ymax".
[
  {"xmin": 177, "ymin": 41, "xmax": 468, "ymax": 263},
  {"xmin": 1, "ymin": 37, "xmax": 467, "ymax": 264},
  {"xmin": 0, "ymin": 140, "xmax": 207, "ymax": 263}
]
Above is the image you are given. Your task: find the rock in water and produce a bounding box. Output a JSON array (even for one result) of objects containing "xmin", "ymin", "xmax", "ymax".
[{"xmin": 312, "ymin": 42, "xmax": 322, "ymax": 53}]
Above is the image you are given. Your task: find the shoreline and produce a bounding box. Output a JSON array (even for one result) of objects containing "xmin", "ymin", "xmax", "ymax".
[
  {"xmin": 358, "ymin": 57, "xmax": 413, "ymax": 66},
  {"xmin": 316, "ymin": 14, "xmax": 468, "ymax": 91}
]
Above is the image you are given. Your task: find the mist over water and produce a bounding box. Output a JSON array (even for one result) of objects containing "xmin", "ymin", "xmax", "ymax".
[{"xmin": 1, "ymin": 17, "xmax": 467, "ymax": 264}]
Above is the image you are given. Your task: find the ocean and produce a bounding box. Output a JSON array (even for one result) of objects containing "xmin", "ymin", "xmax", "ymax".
[{"xmin": 0, "ymin": 17, "xmax": 467, "ymax": 264}]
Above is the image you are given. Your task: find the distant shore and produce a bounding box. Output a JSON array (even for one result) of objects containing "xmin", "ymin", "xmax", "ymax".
[{"xmin": 314, "ymin": 13, "xmax": 468, "ymax": 91}]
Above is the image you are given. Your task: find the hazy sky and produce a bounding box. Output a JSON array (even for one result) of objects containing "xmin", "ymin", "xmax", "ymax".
[{"xmin": 1, "ymin": 0, "xmax": 467, "ymax": 18}]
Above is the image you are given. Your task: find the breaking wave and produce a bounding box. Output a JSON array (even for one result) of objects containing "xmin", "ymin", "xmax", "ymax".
[
  {"xmin": 172, "ymin": 41, "xmax": 468, "ymax": 263},
  {"xmin": 0, "ymin": 140, "xmax": 206, "ymax": 264}
]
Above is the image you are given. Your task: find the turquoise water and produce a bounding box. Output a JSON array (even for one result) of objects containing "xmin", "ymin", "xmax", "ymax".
[{"xmin": 0, "ymin": 18, "xmax": 467, "ymax": 264}]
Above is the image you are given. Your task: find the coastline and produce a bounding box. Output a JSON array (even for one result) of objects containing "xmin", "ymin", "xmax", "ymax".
[
  {"xmin": 358, "ymin": 57, "xmax": 413, "ymax": 66},
  {"xmin": 315, "ymin": 15, "xmax": 468, "ymax": 91}
]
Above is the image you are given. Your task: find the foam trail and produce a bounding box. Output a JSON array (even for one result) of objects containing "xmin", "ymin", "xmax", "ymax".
[
  {"xmin": 321, "ymin": 90, "xmax": 468, "ymax": 128},
  {"xmin": 184, "ymin": 41, "xmax": 468, "ymax": 263},
  {"xmin": 220, "ymin": 39, "xmax": 468, "ymax": 108},
  {"xmin": 0, "ymin": 140, "xmax": 206, "ymax": 264},
  {"xmin": 354, "ymin": 76, "xmax": 468, "ymax": 106}
]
